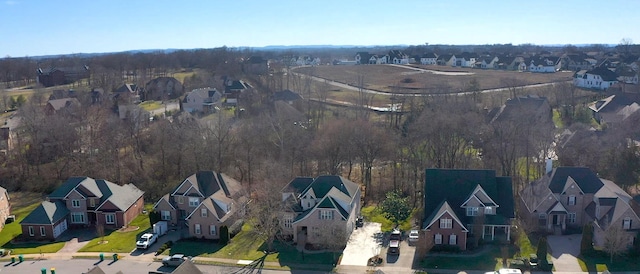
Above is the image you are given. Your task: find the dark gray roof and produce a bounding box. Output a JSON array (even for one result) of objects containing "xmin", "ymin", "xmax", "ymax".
[
  {"xmin": 282, "ymin": 177, "xmax": 314, "ymax": 196},
  {"xmin": 171, "ymin": 259, "xmax": 203, "ymax": 274},
  {"xmin": 272, "ymin": 90, "xmax": 303, "ymax": 102},
  {"xmin": 548, "ymin": 167, "xmax": 603, "ymax": 194},
  {"xmin": 587, "ymin": 66, "xmax": 618, "ymax": 81},
  {"xmin": 49, "ymin": 177, "xmax": 144, "ymax": 212},
  {"xmin": 303, "ymin": 175, "xmax": 359, "ymax": 199},
  {"xmin": 20, "ymin": 200, "xmax": 68, "ymax": 225}
]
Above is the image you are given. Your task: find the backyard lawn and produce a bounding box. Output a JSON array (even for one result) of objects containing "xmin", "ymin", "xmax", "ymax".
[
  {"xmin": 139, "ymin": 101, "xmax": 163, "ymax": 111},
  {"xmin": 167, "ymin": 224, "xmax": 337, "ymax": 266},
  {"xmin": 78, "ymin": 212, "xmax": 151, "ymax": 253},
  {"xmin": 360, "ymin": 205, "xmax": 413, "ymax": 232},
  {"xmin": 0, "ymin": 200, "xmax": 65, "ymax": 254}
]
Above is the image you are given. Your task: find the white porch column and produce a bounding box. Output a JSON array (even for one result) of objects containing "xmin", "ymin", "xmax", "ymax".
[
  {"xmin": 491, "ymin": 225, "xmax": 495, "ymax": 240},
  {"xmin": 506, "ymin": 225, "xmax": 511, "ymax": 240}
]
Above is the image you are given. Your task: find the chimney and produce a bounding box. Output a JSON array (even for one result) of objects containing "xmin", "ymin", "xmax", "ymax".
[{"xmin": 545, "ymin": 158, "xmax": 553, "ymax": 174}]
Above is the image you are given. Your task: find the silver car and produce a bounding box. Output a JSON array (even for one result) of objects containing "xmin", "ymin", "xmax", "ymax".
[{"xmin": 162, "ymin": 254, "xmax": 192, "ymax": 267}]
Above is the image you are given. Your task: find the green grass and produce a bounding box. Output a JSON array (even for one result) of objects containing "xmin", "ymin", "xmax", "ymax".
[
  {"xmin": 167, "ymin": 224, "xmax": 337, "ymax": 266},
  {"xmin": 420, "ymin": 245, "xmax": 507, "ymax": 270},
  {"xmin": 360, "ymin": 205, "xmax": 413, "ymax": 232},
  {"xmin": 78, "ymin": 213, "xmax": 151, "ymax": 252},
  {"xmin": 0, "ymin": 201, "xmax": 66, "ymax": 254},
  {"xmin": 515, "ymin": 226, "xmax": 536, "ymax": 257},
  {"xmin": 552, "ymin": 109, "xmax": 564, "ymax": 128},
  {"xmin": 578, "ymin": 251, "xmax": 640, "ymax": 272},
  {"xmin": 139, "ymin": 101, "xmax": 163, "ymax": 111}
]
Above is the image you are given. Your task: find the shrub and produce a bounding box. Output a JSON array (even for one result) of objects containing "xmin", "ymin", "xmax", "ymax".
[
  {"xmin": 430, "ymin": 244, "xmax": 460, "ymax": 253},
  {"xmin": 219, "ymin": 226, "xmax": 229, "ymax": 245},
  {"xmin": 580, "ymin": 223, "xmax": 594, "ymax": 255},
  {"xmin": 537, "ymin": 236, "xmax": 548, "ymax": 265}
]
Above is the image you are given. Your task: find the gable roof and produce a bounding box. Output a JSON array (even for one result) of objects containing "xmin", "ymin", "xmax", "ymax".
[
  {"xmin": 272, "ymin": 89, "xmax": 303, "ymax": 102},
  {"xmin": 587, "ymin": 66, "xmax": 618, "ymax": 81},
  {"xmin": 20, "ymin": 200, "xmax": 69, "ymax": 225},
  {"xmin": 548, "ymin": 167, "xmax": 603, "ymax": 194},
  {"xmin": 171, "ymin": 259, "xmax": 203, "ymax": 274},
  {"xmin": 424, "ymin": 169, "xmax": 514, "ymax": 226},
  {"xmin": 282, "ymin": 177, "xmax": 314, "ymax": 195},
  {"xmin": 423, "ymin": 201, "xmax": 468, "ymax": 232},
  {"xmin": 302, "ymin": 175, "xmax": 359, "ymax": 200},
  {"xmin": 48, "ymin": 177, "xmax": 144, "ymax": 212}
]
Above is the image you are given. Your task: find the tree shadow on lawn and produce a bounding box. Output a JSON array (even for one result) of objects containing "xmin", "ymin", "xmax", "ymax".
[
  {"xmin": 579, "ymin": 251, "xmax": 640, "ymax": 272},
  {"xmin": 266, "ymin": 241, "xmax": 336, "ymax": 272},
  {"xmin": 167, "ymin": 238, "xmax": 223, "ymax": 257}
]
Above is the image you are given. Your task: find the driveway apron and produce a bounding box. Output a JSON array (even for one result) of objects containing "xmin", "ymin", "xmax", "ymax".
[{"xmin": 547, "ymin": 234, "xmax": 583, "ymax": 272}]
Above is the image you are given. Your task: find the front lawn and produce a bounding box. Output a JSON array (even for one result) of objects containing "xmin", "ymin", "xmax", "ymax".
[
  {"xmin": 0, "ymin": 201, "xmax": 66, "ymax": 254},
  {"xmin": 78, "ymin": 212, "xmax": 151, "ymax": 252},
  {"xmin": 421, "ymin": 245, "xmax": 507, "ymax": 270},
  {"xmin": 578, "ymin": 251, "xmax": 640, "ymax": 272},
  {"xmin": 361, "ymin": 205, "xmax": 413, "ymax": 232},
  {"xmin": 167, "ymin": 224, "xmax": 337, "ymax": 266}
]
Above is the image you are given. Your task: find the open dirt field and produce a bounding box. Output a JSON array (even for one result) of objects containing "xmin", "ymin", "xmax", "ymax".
[{"xmin": 295, "ymin": 64, "xmax": 573, "ymax": 93}]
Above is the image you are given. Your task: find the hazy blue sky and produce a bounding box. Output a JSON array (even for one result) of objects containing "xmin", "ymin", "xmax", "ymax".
[{"xmin": 2, "ymin": 0, "xmax": 639, "ymax": 57}]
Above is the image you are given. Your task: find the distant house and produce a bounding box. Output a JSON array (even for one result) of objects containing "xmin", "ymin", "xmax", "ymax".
[
  {"xmin": 487, "ymin": 95, "xmax": 553, "ymax": 127},
  {"xmin": 423, "ymin": 169, "xmax": 515, "ymax": 251},
  {"xmin": 388, "ymin": 50, "xmax": 409, "ymax": 64},
  {"xmin": 573, "ymin": 66, "xmax": 618, "ymax": 90},
  {"xmin": 143, "ymin": 77, "xmax": 184, "ymax": 101},
  {"xmin": 420, "ymin": 53, "xmax": 438, "ymax": 65},
  {"xmin": 153, "ymin": 171, "xmax": 246, "ymax": 239},
  {"xmin": 37, "ymin": 66, "xmax": 90, "ymax": 87},
  {"xmin": 0, "ymin": 186, "xmax": 10, "ymax": 232},
  {"xmin": 520, "ymin": 166, "xmax": 640, "ymax": 248},
  {"xmin": 113, "ymin": 84, "xmax": 141, "ymax": 104},
  {"xmin": 355, "ymin": 52, "xmax": 371, "ymax": 65},
  {"xmin": 369, "ymin": 54, "xmax": 389, "ymax": 64},
  {"xmin": 243, "ymin": 56, "xmax": 268, "ymax": 75},
  {"xmin": 280, "ymin": 175, "xmax": 361, "ymax": 245},
  {"xmin": 45, "ymin": 98, "xmax": 81, "ymax": 115},
  {"xmin": 528, "ymin": 57, "xmax": 559, "ymax": 73},
  {"xmin": 182, "ymin": 88, "xmax": 222, "ymax": 113},
  {"xmin": 272, "ymin": 89, "xmax": 303, "ymax": 105},
  {"xmin": 1, "ymin": 115, "xmax": 22, "ymax": 152},
  {"xmin": 616, "ymin": 66, "xmax": 639, "ymax": 84},
  {"xmin": 20, "ymin": 177, "xmax": 144, "ymax": 240},
  {"xmin": 454, "ymin": 52, "xmax": 477, "ymax": 67},
  {"xmin": 588, "ymin": 94, "xmax": 640, "ymax": 126},
  {"xmin": 223, "ymin": 79, "xmax": 251, "ymax": 107},
  {"xmin": 437, "ymin": 54, "xmax": 456, "ymax": 66},
  {"xmin": 476, "ymin": 56, "xmax": 498, "ymax": 69}
]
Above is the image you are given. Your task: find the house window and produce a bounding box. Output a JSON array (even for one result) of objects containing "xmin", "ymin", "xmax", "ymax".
[
  {"xmin": 434, "ymin": 234, "xmax": 442, "ymax": 245},
  {"xmin": 538, "ymin": 213, "xmax": 547, "ymax": 226},
  {"xmin": 623, "ymin": 218, "xmax": 632, "ymax": 230},
  {"xmin": 209, "ymin": 225, "xmax": 216, "ymax": 236},
  {"xmin": 568, "ymin": 213, "xmax": 576, "ymax": 224},
  {"xmin": 89, "ymin": 199, "xmax": 95, "ymax": 208},
  {"xmin": 568, "ymin": 195, "xmax": 576, "ymax": 206},
  {"xmin": 466, "ymin": 207, "xmax": 478, "ymax": 216},
  {"xmin": 449, "ymin": 234, "xmax": 457, "ymax": 245},
  {"xmin": 105, "ymin": 213, "xmax": 115, "ymax": 224},
  {"xmin": 40, "ymin": 226, "xmax": 46, "ymax": 236},
  {"xmin": 195, "ymin": 224, "xmax": 201, "ymax": 234},
  {"xmin": 28, "ymin": 226, "xmax": 34, "ymax": 236},
  {"xmin": 283, "ymin": 215, "xmax": 293, "ymax": 228},
  {"xmin": 484, "ymin": 207, "xmax": 494, "ymax": 215},
  {"xmin": 71, "ymin": 212, "xmax": 85, "ymax": 224},
  {"xmin": 161, "ymin": 211, "xmax": 171, "ymax": 221},
  {"xmin": 201, "ymin": 208, "xmax": 207, "ymax": 217},
  {"xmin": 72, "ymin": 200, "xmax": 81, "ymax": 208},
  {"xmin": 440, "ymin": 218, "xmax": 452, "ymax": 229},
  {"xmin": 189, "ymin": 197, "xmax": 199, "ymax": 207},
  {"xmin": 177, "ymin": 196, "xmax": 184, "ymax": 204},
  {"xmin": 320, "ymin": 210, "xmax": 334, "ymax": 220}
]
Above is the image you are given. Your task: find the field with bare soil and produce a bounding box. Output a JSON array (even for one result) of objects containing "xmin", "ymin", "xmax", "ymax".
[{"xmin": 295, "ymin": 64, "xmax": 573, "ymax": 93}]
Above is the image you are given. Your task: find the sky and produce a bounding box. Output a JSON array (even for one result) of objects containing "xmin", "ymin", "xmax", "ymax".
[{"xmin": 1, "ymin": 0, "xmax": 639, "ymax": 57}]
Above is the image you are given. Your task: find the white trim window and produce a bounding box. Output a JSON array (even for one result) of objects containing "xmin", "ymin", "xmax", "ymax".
[
  {"xmin": 40, "ymin": 226, "xmax": 46, "ymax": 236},
  {"xmin": 568, "ymin": 212, "xmax": 576, "ymax": 224},
  {"xmin": 71, "ymin": 212, "xmax": 85, "ymax": 224},
  {"xmin": 449, "ymin": 234, "xmax": 457, "ymax": 245},
  {"xmin": 484, "ymin": 206, "xmax": 494, "ymax": 215},
  {"xmin": 71, "ymin": 199, "xmax": 81, "ymax": 208},
  {"xmin": 28, "ymin": 226, "xmax": 34, "ymax": 236},
  {"xmin": 189, "ymin": 197, "xmax": 199, "ymax": 207},
  {"xmin": 201, "ymin": 208, "xmax": 207, "ymax": 217},
  {"xmin": 623, "ymin": 218, "xmax": 632, "ymax": 230},
  {"xmin": 568, "ymin": 195, "xmax": 576, "ymax": 206},
  {"xmin": 440, "ymin": 218, "xmax": 452, "ymax": 229},
  {"xmin": 209, "ymin": 225, "xmax": 216, "ymax": 236},
  {"xmin": 89, "ymin": 199, "xmax": 95, "ymax": 208},
  {"xmin": 320, "ymin": 210, "xmax": 333, "ymax": 220},
  {"xmin": 105, "ymin": 213, "xmax": 115, "ymax": 225},
  {"xmin": 283, "ymin": 215, "xmax": 293, "ymax": 228},
  {"xmin": 194, "ymin": 224, "xmax": 201, "ymax": 234},
  {"xmin": 466, "ymin": 207, "xmax": 478, "ymax": 216},
  {"xmin": 434, "ymin": 233, "xmax": 442, "ymax": 245},
  {"xmin": 161, "ymin": 211, "xmax": 171, "ymax": 221}
]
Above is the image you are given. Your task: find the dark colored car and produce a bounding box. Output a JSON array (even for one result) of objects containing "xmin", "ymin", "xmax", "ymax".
[
  {"xmin": 390, "ymin": 229, "xmax": 402, "ymax": 241},
  {"xmin": 355, "ymin": 216, "xmax": 364, "ymax": 228},
  {"xmin": 388, "ymin": 240, "xmax": 400, "ymax": 254}
]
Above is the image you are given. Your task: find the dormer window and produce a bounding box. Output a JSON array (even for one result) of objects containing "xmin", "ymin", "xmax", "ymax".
[
  {"xmin": 72, "ymin": 200, "xmax": 81, "ymax": 208},
  {"xmin": 623, "ymin": 218, "xmax": 632, "ymax": 230},
  {"xmin": 484, "ymin": 206, "xmax": 493, "ymax": 215}
]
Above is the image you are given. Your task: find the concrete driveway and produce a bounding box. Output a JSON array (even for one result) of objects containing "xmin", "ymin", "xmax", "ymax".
[
  {"xmin": 340, "ymin": 222, "xmax": 383, "ymax": 266},
  {"xmin": 547, "ymin": 234, "xmax": 583, "ymax": 272},
  {"xmin": 385, "ymin": 239, "xmax": 416, "ymax": 268}
]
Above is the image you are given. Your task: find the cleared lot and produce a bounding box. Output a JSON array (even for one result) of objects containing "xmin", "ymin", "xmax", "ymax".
[{"xmin": 340, "ymin": 222, "xmax": 383, "ymax": 266}]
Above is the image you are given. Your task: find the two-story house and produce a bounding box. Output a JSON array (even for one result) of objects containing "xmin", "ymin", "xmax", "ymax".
[
  {"xmin": 520, "ymin": 165, "xmax": 640, "ymax": 248},
  {"xmin": 20, "ymin": 177, "xmax": 144, "ymax": 240},
  {"xmin": 280, "ymin": 175, "xmax": 361, "ymax": 246},
  {"xmin": 0, "ymin": 186, "xmax": 10, "ymax": 232},
  {"xmin": 182, "ymin": 88, "xmax": 222, "ymax": 113},
  {"xmin": 573, "ymin": 66, "xmax": 618, "ymax": 90},
  {"xmin": 422, "ymin": 169, "xmax": 515, "ymax": 251},
  {"xmin": 153, "ymin": 171, "xmax": 245, "ymax": 239},
  {"xmin": 420, "ymin": 53, "xmax": 438, "ymax": 65}
]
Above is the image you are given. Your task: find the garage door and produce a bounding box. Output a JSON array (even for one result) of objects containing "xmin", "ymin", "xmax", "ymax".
[{"xmin": 53, "ymin": 219, "xmax": 68, "ymax": 238}]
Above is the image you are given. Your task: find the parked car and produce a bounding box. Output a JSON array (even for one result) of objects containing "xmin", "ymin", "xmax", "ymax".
[
  {"xmin": 136, "ymin": 233, "xmax": 158, "ymax": 249},
  {"xmin": 162, "ymin": 254, "xmax": 192, "ymax": 267},
  {"xmin": 355, "ymin": 216, "xmax": 364, "ymax": 228},
  {"xmin": 387, "ymin": 239, "xmax": 400, "ymax": 254},
  {"xmin": 408, "ymin": 230, "xmax": 419, "ymax": 244},
  {"xmin": 390, "ymin": 229, "xmax": 402, "ymax": 241}
]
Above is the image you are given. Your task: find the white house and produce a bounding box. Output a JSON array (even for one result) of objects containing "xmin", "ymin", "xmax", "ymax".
[
  {"xmin": 389, "ymin": 50, "xmax": 409, "ymax": 64},
  {"xmin": 528, "ymin": 58, "xmax": 558, "ymax": 73},
  {"xmin": 454, "ymin": 53, "xmax": 477, "ymax": 67},
  {"xmin": 420, "ymin": 53, "xmax": 438, "ymax": 65},
  {"xmin": 573, "ymin": 67, "xmax": 619, "ymax": 90},
  {"xmin": 182, "ymin": 88, "xmax": 222, "ymax": 113}
]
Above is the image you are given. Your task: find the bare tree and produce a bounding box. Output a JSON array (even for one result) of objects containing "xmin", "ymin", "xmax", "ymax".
[
  {"xmin": 602, "ymin": 222, "xmax": 631, "ymax": 263},
  {"xmin": 247, "ymin": 179, "xmax": 285, "ymax": 252}
]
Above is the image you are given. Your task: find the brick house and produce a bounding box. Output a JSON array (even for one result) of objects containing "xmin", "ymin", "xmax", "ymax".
[
  {"xmin": 280, "ymin": 175, "xmax": 361, "ymax": 246},
  {"xmin": 423, "ymin": 169, "xmax": 515, "ymax": 251},
  {"xmin": 520, "ymin": 166, "xmax": 640, "ymax": 248},
  {"xmin": 153, "ymin": 171, "xmax": 245, "ymax": 240},
  {"xmin": 20, "ymin": 177, "xmax": 144, "ymax": 240},
  {"xmin": 0, "ymin": 186, "xmax": 10, "ymax": 232}
]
